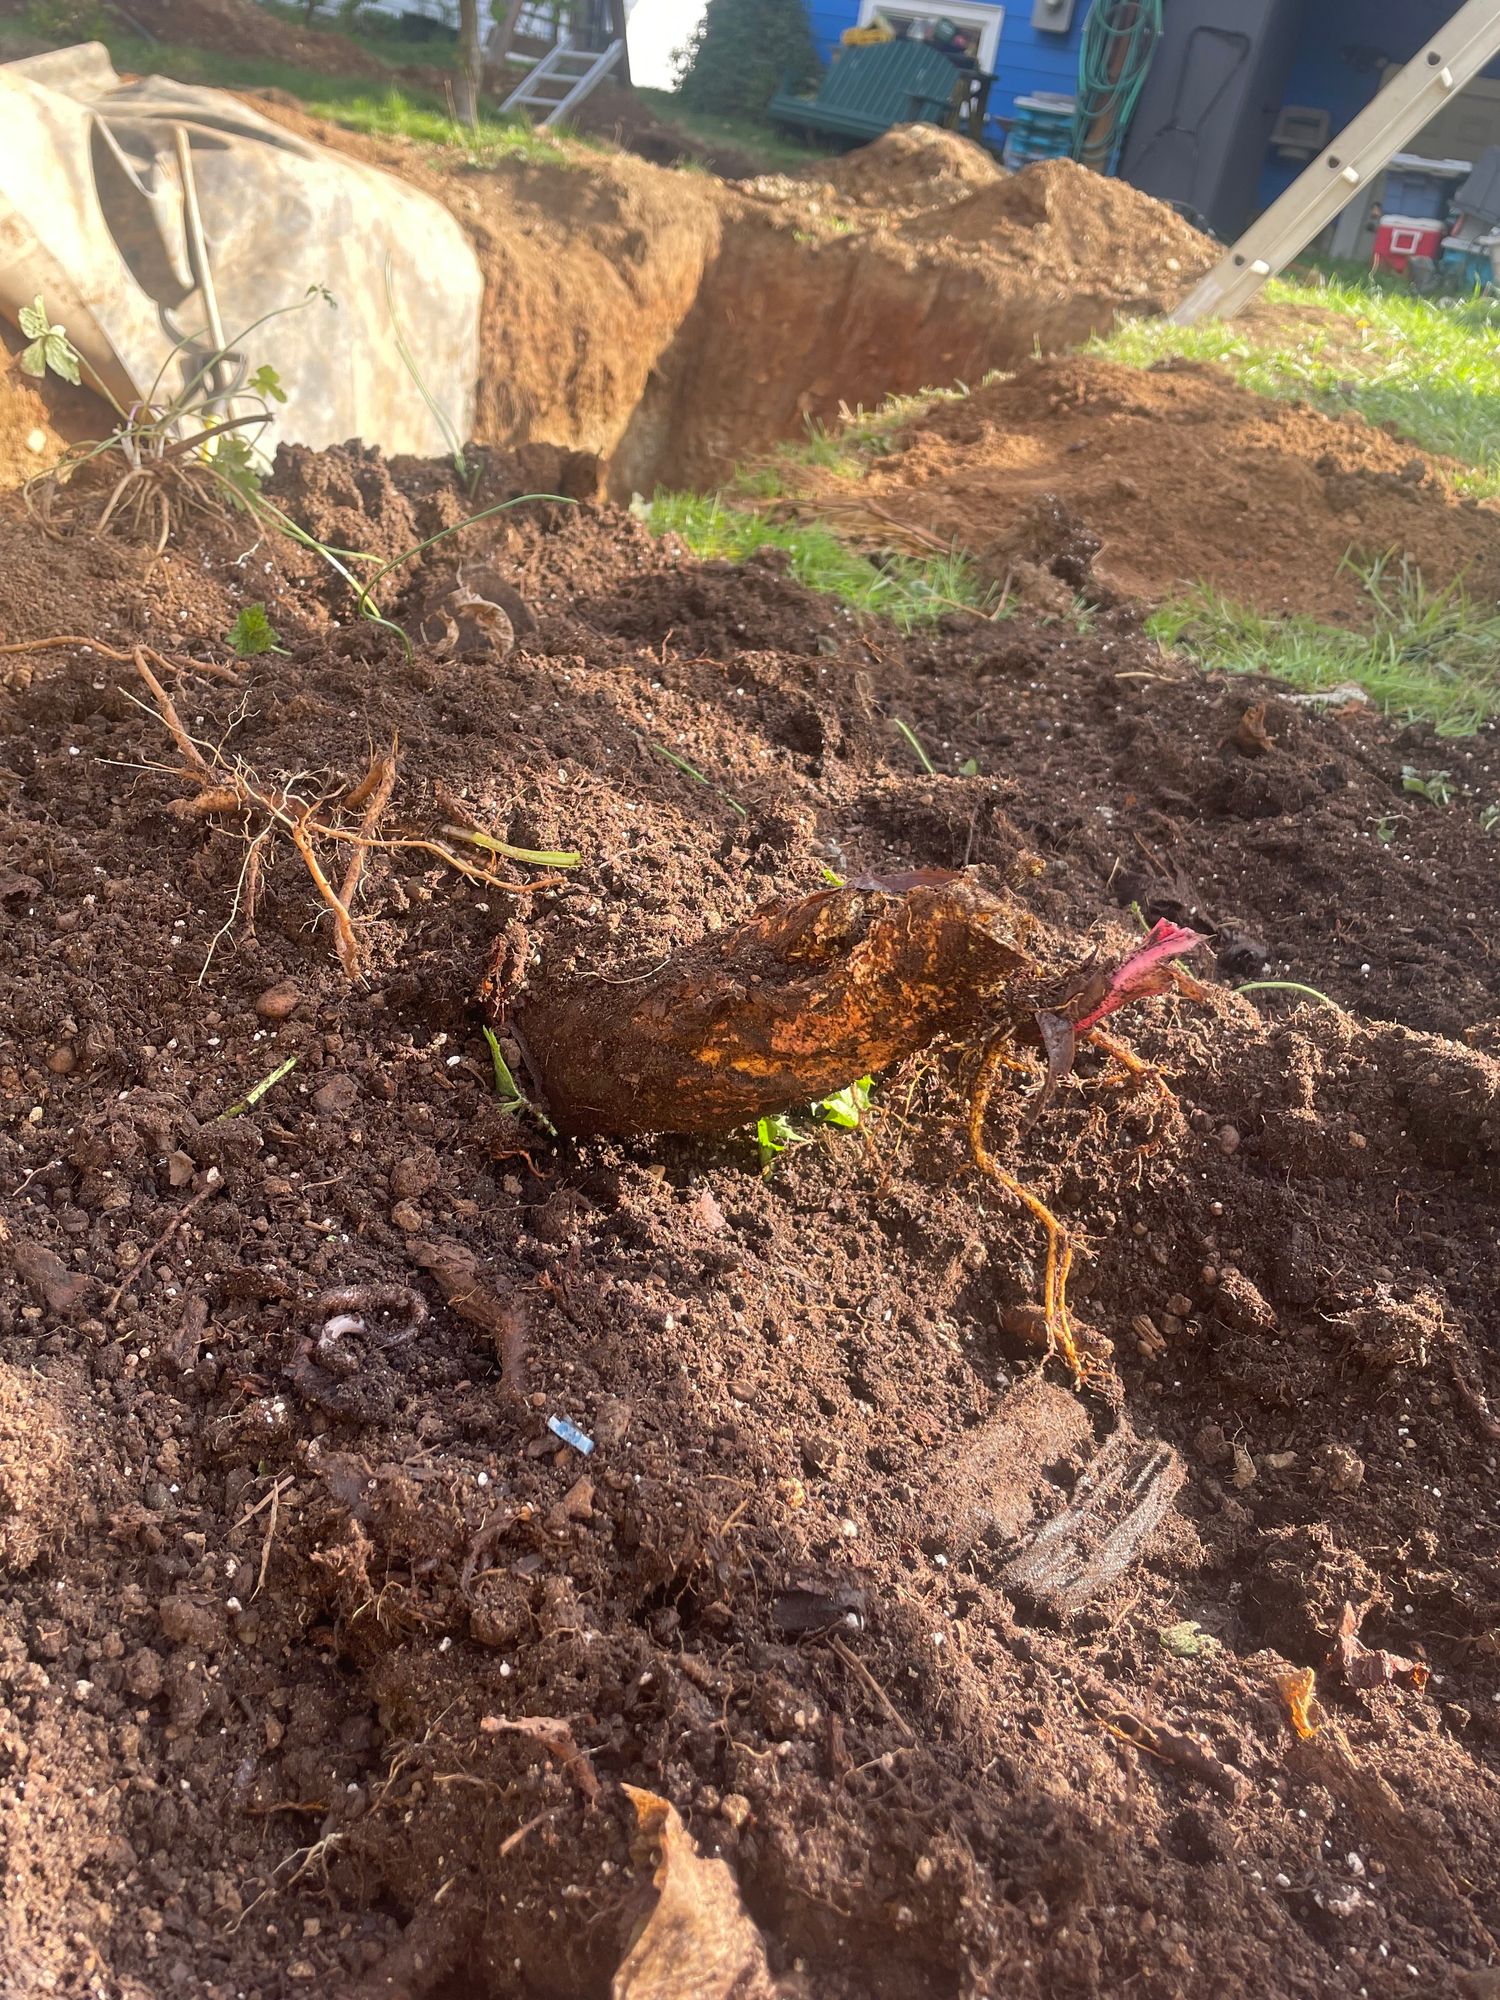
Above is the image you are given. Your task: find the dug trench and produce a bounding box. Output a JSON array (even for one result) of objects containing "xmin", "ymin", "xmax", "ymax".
[
  {"xmin": 229, "ymin": 115, "xmax": 1219, "ymax": 500},
  {"xmin": 1, "ymin": 432, "xmax": 1499, "ymax": 2000}
]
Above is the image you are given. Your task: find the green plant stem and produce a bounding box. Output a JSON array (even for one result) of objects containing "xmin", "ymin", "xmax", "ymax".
[
  {"xmin": 441, "ymin": 824, "xmax": 580, "ymax": 868},
  {"xmin": 891, "ymin": 716, "xmax": 937, "ymax": 774},
  {"xmin": 1234, "ymin": 980, "xmax": 1343, "ymax": 1011}
]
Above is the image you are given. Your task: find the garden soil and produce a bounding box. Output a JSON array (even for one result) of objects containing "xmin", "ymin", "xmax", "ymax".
[
  {"xmin": 1, "ymin": 440, "xmax": 1498, "ymax": 2000},
  {"xmin": 776, "ymin": 350, "xmax": 1500, "ymax": 624}
]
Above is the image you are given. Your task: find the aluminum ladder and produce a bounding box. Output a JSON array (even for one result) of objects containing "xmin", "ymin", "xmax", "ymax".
[
  {"xmin": 499, "ymin": 38, "xmax": 626, "ymax": 127},
  {"xmin": 1172, "ymin": 0, "xmax": 1500, "ymax": 322}
]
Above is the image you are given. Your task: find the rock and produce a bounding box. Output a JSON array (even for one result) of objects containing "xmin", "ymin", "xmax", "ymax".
[
  {"xmin": 390, "ymin": 1199, "xmax": 424, "ymax": 1234},
  {"xmin": 311, "ymin": 1074, "xmax": 358, "ymax": 1117},
  {"xmin": 46, "ymin": 1046, "xmax": 77, "ymax": 1075},
  {"xmin": 1215, "ymin": 1124, "xmax": 1241, "ymax": 1155},
  {"xmin": 255, "ymin": 981, "xmax": 302, "ymax": 1022},
  {"xmin": 1322, "ymin": 1443, "xmax": 1365, "ymax": 1493},
  {"xmin": 390, "ymin": 1151, "xmax": 439, "ymax": 1201}
]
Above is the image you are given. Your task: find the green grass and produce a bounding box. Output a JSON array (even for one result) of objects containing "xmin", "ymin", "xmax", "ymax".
[
  {"xmin": 634, "ymin": 87, "xmax": 826, "ymax": 173},
  {"xmin": 1093, "ymin": 274, "xmax": 1500, "ymax": 497},
  {"xmin": 649, "ymin": 490, "xmax": 998, "ymax": 630},
  {"xmin": 1149, "ymin": 554, "xmax": 1500, "ymax": 736},
  {"xmin": 0, "ymin": 25, "xmax": 575, "ymax": 163}
]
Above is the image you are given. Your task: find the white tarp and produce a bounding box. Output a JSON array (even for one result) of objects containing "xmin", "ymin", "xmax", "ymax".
[{"xmin": 0, "ymin": 42, "xmax": 483, "ymax": 455}]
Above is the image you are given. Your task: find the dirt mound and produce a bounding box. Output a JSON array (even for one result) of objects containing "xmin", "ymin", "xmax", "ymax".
[
  {"xmin": 803, "ymin": 121, "xmax": 1003, "ymax": 208},
  {"xmin": 115, "ymin": 0, "xmax": 390, "ymax": 77},
  {"xmin": 900, "ymin": 156, "xmax": 1214, "ymax": 295},
  {"xmin": 3, "ymin": 450, "xmax": 1500, "ymax": 1998},
  {"xmin": 785, "ymin": 352, "xmax": 1500, "ymax": 623},
  {"xmin": 242, "ymin": 100, "xmax": 1210, "ymax": 495}
]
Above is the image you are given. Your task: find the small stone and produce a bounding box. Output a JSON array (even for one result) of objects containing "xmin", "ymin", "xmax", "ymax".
[
  {"xmin": 167, "ymin": 1149, "xmax": 196, "ymax": 1189},
  {"xmin": 1322, "ymin": 1443, "xmax": 1365, "ymax": 1493},
  {"xmin": 720, "ymin": 1793, "xmax": 751, "ymax": 1829},
  {"xmin": 312, "ymin": 1074, "xmax": 358, "ymax": 1117},
  {"xmin": 390, "ymin": 1151, "xmax": 439, "ymax": 1201},
  {"xmin": 46, "ymin": 1045, "xmax": 77, "ymax": 1075},
  {"xmin": 255, "ymin": 981, "xmax": 301, "ymax": 1022},
  {"xmin": 26, "ymin": 427, "xmax": 47, "ymax": 455},
  {"xmin": 1166, "ymin": 1293, "xmax": 1193, "ymax": 1318},
  {"xmin": 776, "ymin": 1476, "xmax": 806, "ymax": 1509},
  {"xmin": 1215, "ymin": 1124, "xmax": 1241, "ymax": 1155},
  {"xmin": 390, "ymin": 1199, "xmax": 424, "ymax": 1234}
]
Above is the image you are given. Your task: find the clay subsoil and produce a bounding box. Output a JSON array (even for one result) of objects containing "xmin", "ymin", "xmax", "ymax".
[
  {"xmin": 771, "ymin": 349, "xmax": 1500, "ymax": 625},
  {"xmin": 2, "ymin": 423, "xmax": 1499, "ymax": 2000}
]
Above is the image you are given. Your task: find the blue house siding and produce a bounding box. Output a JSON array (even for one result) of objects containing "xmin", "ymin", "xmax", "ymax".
[{"xmin": 804, "ymin": 0, "xmax": 1086, "ymax": 130}]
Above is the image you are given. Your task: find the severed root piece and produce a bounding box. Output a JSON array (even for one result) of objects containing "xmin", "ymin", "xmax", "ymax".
[
  {"xmin": 969, "ymin": 1031, "xmax": 1084, "ymax": 1382},
  {"xmin": 518, "ymin": 871, "xmax": 1035, "ymax": 1139}
]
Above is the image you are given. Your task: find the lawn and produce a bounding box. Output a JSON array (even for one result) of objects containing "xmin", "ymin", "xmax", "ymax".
[{"xmin": 1093, "ymin": 272, "xmax": 1500, "ymax": 499}]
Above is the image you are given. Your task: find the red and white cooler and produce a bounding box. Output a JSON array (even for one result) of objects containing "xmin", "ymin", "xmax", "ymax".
[{"xmin": 1373, "ymin": 214, "xmax": 1445, "ymax": 273}]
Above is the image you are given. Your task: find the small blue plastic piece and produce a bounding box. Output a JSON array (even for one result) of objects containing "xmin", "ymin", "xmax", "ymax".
[{"xmin": 547, "ymin": 1415, "xmax": 595, "ymax": 1456}]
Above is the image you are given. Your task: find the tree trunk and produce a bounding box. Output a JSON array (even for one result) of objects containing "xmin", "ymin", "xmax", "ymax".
[
  {"xmin": 456, "ymin": 0, "xmax": 483, "ymax": 128},
  {"xmin": 514, "ymin": 873, "xmax": 1034, "ymax": 1140}
]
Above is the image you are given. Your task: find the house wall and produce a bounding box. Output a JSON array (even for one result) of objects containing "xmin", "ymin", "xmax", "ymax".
[
  {"xmin": 805, "ymin": 0, "xmax": 1087, "ymax": 128},
  {"xmin": 1262, "ymin": 0, "xmax": 1500, "ymax": 204}
]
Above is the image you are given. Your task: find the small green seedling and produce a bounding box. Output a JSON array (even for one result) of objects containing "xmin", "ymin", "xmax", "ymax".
[
  {"xmin": 483, "ymin": 1027, "xmax": 558, "ymax": 1136},
  {"xmin": 18, "ymin": 295, "xmax": 82, "ymax": 385},
  {"xmin": 221, "ymin": 1055, "xmax": 298, "ymax": 1119},
  {"xmin": 814, "ymin": 1075, "xmax": 872, "ymax": 1130},
  {"xmin": 1481, "ymin": 803, "xmax": 1500, "ymax": 834},
  {"xmin": 248, "ymin": 364, "xmax": 287, "ymax": 405},
  {"xmin": 758, "ymin": 1076, "xmax": 873, "ymax": 1173},
  {"xmin": 647, "ymin": 739, "xmax": 747, "ymax": 819},
  {"xmin": 891, "ymin": 716, "xmax": 936, "ymax": 775},
  {"xmin": 1374, "ymin": 816, "xmax": 1398, "ymax": 844},
  {"xmin": 1401, "ymin": 765, "xmax": 1455, "ymax": 806},
  {"xmin": 226, "ymin": 604, "xmax": 284, "ymax": 657}
]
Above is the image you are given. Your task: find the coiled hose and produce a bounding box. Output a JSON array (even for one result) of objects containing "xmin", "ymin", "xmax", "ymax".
[{"xmin": 1071, "ymin": 0, "xmax": 1163, "ymax": 175}]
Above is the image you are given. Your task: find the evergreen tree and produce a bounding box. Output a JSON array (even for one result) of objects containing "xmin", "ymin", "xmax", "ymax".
[{"xmin": 675, "ymin": 0, "xmax": 821, "ymax": 118}]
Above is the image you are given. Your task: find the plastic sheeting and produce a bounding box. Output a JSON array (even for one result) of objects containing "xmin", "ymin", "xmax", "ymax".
[{"xmin": 0, "ymin": 42, "xmax": 483, "ymax": 455}]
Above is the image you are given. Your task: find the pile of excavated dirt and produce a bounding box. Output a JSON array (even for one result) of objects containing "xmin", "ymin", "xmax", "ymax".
[
  {"xmin": 2, "ymin": 442, "xmax": 1499, "ymax": 2000},
  {"xmin": 777, "ymin": 351, "xmax": 1500, "ymax": 624},
  {"xmin": 900, "ymin": 156, "xmax": 1211, "ymax": 289},
  {"xmin": 242, "ymin": 101, "xmax": 1212, "ymax": 493},
  {"xmin": 792, "ymin": 121, "xmax": 1004, "ymax": 209}
]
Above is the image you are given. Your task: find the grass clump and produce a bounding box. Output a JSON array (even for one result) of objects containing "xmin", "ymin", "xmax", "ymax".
[
  {"xmin": 648, "ymin": 490, "xmax": 997, "ymax": 630},
  {"xmin": 1149, "ymin": 555, "xmax": 1500, "ymax": 736},
  {"xmin": 1094, "ymin": 276, "xmax": 1500, "ymax": 495}
]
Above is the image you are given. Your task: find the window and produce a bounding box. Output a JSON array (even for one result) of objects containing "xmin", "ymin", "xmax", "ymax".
[{"xmin": 855, "ymin": 0, "xmax": 1005, "ymax": 73}]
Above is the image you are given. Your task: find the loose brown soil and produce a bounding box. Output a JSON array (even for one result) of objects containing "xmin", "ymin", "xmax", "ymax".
[
  {"xmin": 775, "ymin": 351, "xmax": 1500, "ymax": 624},
  {"xmin": 2, "ymin": 443, "xmax": 1499, "ymax": 2000}
]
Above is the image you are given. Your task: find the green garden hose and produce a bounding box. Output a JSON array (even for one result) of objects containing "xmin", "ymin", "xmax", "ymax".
[{"xmin": 1071, "ymin": 0, "xmax": 1163, "ymax": 175}]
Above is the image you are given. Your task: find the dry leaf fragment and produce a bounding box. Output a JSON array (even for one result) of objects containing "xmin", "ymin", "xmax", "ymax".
[
  {"xmin": 1233, "ymin": 703, "xmax": 1275, "ymax": 756},
  {"xmin": 612, "ymin": 1787, "xmax": 777, "ymax": 2000},
  {"xmin": 479, "ymin": 1714, "xmax": 600, "ymax": 1804},
  {"xmin": 1279, "ymin": 1665, "xmax": 1323, "ymax": 1740},
  {"xmin": 1336, "ymin": 1602, "xmax": 1430, "ymax": 1693}
]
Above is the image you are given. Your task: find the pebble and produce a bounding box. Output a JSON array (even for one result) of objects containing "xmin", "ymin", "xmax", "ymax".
[
  {"xmin": 1215, "ymin": 1124, "xmax": 1242, "ymax": 1155},
  {"xmin": 46, "ymin": 1045, "xmax": 77, "ymax": 1075},
  {"xmin": 255, "ymin": 980, "xmax": 302, "ymax": 1022},
  {"xmin": 312, "ymin": 1074, "xmax": 358, "ymax": 1117}
]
